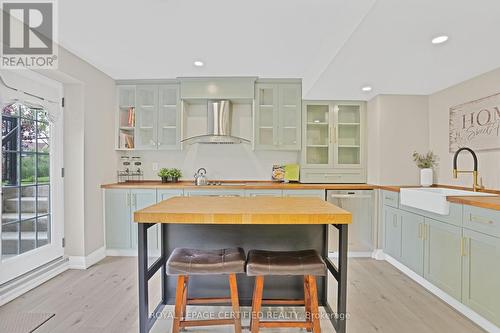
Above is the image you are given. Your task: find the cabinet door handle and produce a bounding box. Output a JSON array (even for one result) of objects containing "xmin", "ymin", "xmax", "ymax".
[
  {"xmin": 469, "ymin": 213, "xmax": 494, "ymax": 225},
  {"xmin": 133, "ymin": 193, "xmax": 137, "ymax": 208},
  {"xmin": 461, "ymin": 237, "xmax": 468, "ymax": 257},
  {"xmin": 418, "ymin": 223, "xmax": 422, "ymax": 239},
  {"xmin": 127, "ymin": 193, "xmax": 131, "ymax": 207}
]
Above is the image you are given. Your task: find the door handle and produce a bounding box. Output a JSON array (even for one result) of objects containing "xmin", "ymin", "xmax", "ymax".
[
  {"xmin": 418, "ymin": 223, "xmax": 422, "ymax": 239},
  {"xmin": 127, "ymin": 193, "xmax": 131, "ymax": 207},
  {"xmin": 461, "ymin": 237, "xmax": 468, "ymax": 257}
]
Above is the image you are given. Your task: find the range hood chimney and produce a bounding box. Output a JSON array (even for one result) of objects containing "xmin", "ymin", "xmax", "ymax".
[{"xmin": 182, "ymin": 100, "xmax": 250, "ymax": 144}]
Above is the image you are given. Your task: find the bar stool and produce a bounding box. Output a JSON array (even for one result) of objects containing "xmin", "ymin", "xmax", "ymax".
[
  {"xmin": 167, "ymin": 247, "xmax": 246, "ymax": 333},
  {"xmin": 246, "ymin": 249, "xmax": 327, "ymax": 333}
]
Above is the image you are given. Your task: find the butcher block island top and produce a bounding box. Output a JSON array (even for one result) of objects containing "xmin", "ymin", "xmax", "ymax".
[{"xmin": 134, "ymin": 196, "xmax": 352, "ymax": 225}]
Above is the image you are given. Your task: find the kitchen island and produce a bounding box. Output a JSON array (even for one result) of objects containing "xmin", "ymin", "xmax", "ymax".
[{"xmin": 134, "ymin": 196, "xmax": 352, "ymax": 333}]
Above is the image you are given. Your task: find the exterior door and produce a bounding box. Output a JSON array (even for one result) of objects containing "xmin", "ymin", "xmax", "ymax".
[{"xmin": 0, "ymin": 75, "xmax": 64, "ymax": 284}]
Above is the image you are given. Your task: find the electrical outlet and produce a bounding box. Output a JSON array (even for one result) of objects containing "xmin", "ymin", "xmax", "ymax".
[{"xmin": 152, "ymin": 162, "xmax": 159, "ymax": 171}]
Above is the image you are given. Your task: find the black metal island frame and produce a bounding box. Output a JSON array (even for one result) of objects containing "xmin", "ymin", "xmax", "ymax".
[{"xmin": 133, "ymin": 196, "xmax": 351, "ymax": 333}]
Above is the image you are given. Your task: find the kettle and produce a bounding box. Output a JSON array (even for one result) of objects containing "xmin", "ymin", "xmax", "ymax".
[{"xmin": 194, "ymin": 168, "xmax": 208, "ymax": 186}]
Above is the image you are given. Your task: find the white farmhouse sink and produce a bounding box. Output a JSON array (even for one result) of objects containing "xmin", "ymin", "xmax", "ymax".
[{"xmin": 399, "ymin": 187, "xmax": 496, "ymax": 215}]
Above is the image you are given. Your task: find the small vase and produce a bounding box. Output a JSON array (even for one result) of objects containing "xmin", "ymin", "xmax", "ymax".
[
  {"xmin": 161, "ymin": 177, "xmax": 168, "ymax": 183},
  {"xmin": 420, "ymin": 168, "xmax": 433, "ymax": 187}
]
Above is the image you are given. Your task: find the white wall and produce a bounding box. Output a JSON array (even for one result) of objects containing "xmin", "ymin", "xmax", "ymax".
[
  {"xmin": 429, "ymin": 67, "xmax": 500, "ymax": 190},
  {"xmin": 367, "ymin": 95, "xmax": 429, "ymax": 185},
  {"xmin": 40, "ymin": 47, "xmax": 116, "ymax": 257}
]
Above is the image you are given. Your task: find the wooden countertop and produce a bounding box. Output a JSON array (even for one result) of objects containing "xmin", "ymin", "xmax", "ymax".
[
  {"xmin": 101, "ymin": 180, "xmax": 376, "ymax": 190},
  {"xmin": 446, "ymin": 196, "xmax": 500, "ymax": 211},
  {"xmin": 134, "ymin": 196, "xmax": 352, "ymax": 225}
]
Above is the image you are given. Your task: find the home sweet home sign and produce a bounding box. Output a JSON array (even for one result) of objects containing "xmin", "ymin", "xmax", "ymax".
[{"xmin": 449, "ymin": 92, "xmax": 500, "ymax": 152}]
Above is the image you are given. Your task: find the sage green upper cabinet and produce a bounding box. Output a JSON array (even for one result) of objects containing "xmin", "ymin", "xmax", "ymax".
[
  {"xmin": 400, "ymin": 210, "xmax": 425, "ymax": 276},
  {"xmin": 462, "ymin": 228, "xmax": 500, "ymax": 326},
  {"xmin": 333, "ymin": 103, "xmax": 364, "ymax": 168},
  {"xmin": 254, "ymin": 81, "xmax": 301, "ymax": 150},
  {"xmin": 116, "ymin": 83, "xmax": 181, "ymax": 151},
  {"xmin": 303, "ymin": 102, "xmax": 332, "ymax": 167},
  {"xmin": 423, "ymin": 217, "xmax": 462, "ymax": 300},
  {"xmin": 157, "ymin": 85, "xmax": 181, "ymax": 150},
  {"xmin": 301, "ymin": 100, "xmax": 366, "ymax": 183},
  {"xmin": 135, "ymin": 86, "xmax": 158, "ymax": 149}
]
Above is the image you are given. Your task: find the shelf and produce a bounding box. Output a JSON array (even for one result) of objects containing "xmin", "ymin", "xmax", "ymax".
[
  {"xmin": 139, "ymin": 126, "xmax": 154, "ymax": 130},
  {"xmin": 259, "ymin": 126, "xmax": 274, "ymax": 129},
  {"xmin": 119, "ymin": 105, "xmax": 135, "ymax": 109},
  {"xmin": 307, "ymin": 144, "xmax": 329, "ymax": 148},
  {"xmin": 338, "ymin": 123, "xmax": 360, "ymax": 126},
  {"xmin": 162, "ymin": 126, "xmax": 176, "ymax": 129},
  {"xmin": 338, "ymin": 145, "xmax": 360, "ymax": 148},
  {"xmin": 162, "ymin": 104, "xmax": 177, "ymax": 108},
  {"xmin": 283, "ymin": 126, "xmax": 297, "ymax": 129},
  {"xmin": 283, "ymin": 104, "xmax": 297, "ymax": 108},
  {"xmin": 139, "ymin": 105, "xmax": 154, "ymax": 109},
  {"xmin": 119, "ymin": 127, "xmax": 135, "ymax": 131},
  {"xmin": 259, "ymin": 104, "xmax": 274, "ymax": 108}
]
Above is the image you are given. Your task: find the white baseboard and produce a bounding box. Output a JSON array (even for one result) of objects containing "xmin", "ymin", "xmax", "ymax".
[
  {"xmin": 105, "ymin": 249, "xmax": 160, "ymax": 257},
  {"xmin": 0, "ymin": 257, "xmax": 68, "ymax": 306},
  {"xmin": 329, "ymin": 249, "xmax": 382, "ymax": 259},
  {"xmin": 372, "ymin": 248, "xmax": 385, "ymax": 260},
  {"xmin": 384, "ymin": 253, "xmax": 500, "ymax": 333},
  {"xmin": 68, "ymin": 246, "xmax": 106, "ymax": 269}
]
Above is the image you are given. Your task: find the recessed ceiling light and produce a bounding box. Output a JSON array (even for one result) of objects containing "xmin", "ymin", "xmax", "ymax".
[
  {"xmin": 193, "ymin": 60, "xmax": 204, "ymax": 67},
  {"xmin": 361, "ymin": 86, "xmax": 372, "ymax": 92},
  {"xmin": 431, "ymin": 35, "xmax": 449, "ymax": 45}
]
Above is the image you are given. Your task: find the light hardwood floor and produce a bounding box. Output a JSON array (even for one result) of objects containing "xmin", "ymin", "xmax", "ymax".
[{"xmin": 0, "ymin": 257, "xmax": 485, "ymax": 333}]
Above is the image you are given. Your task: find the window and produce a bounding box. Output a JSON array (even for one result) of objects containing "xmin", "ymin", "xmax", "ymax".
[{"xmin": 2, "ymin": 102, "xmax": 51, "ymax": 259}]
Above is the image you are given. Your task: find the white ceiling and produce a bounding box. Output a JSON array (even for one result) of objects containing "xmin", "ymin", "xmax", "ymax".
[{"xmin": 59, "ymin": 0, "xmax": 500, "ymax": 100}]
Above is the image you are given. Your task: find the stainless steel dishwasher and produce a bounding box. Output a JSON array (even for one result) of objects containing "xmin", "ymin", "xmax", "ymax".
[{"xmin": 327, "ymin": 190, "xmax": 374, "ymax": 254}]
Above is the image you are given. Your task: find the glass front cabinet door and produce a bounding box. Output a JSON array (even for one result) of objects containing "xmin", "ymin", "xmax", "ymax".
[
  {"xmin": 135, "ymin": 86, "xmax": 158, "ymax": 149},
  {"xmin": 157, "ymin": 84, "xmax": 181, "ymax": 150},
  {"xmin": 303, "ymin": 102, "xmax": 333, "ymax": 167},
  {"xmin": 333, "ymin": 102, "xmax": 363, "ymax": 168},
  {"xmin": 254, "ymin": 81, "xmax": 301, "ymax": 150}
]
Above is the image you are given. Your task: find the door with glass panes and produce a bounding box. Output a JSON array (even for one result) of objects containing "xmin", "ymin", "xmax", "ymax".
[
  {"xmin": 333, "ymin": 103, "xmax": 363, "ymax": 168},
  {"xmin": 0, "ymin": 73, "xmax": 63, "ymax": 285},
  {"xmin": 303, "ymin": 102, "xmax": 333, "ymax": 167}
]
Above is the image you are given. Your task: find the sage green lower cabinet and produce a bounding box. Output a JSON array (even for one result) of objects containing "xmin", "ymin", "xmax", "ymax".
[
  {"xmin": 184, "ymin": 189, "xmax": 245, "ymax": 197},
  {"xmin": 157, "ymin": 189, "xmax": 184, "ymax": 201},
  {"xmin": 245, "ymin": 189, "xmax": 282, "ymax": 197},
  {"xmin": 105, "ymin": 189, "xmax": 158, "ymax": 255},
  {"xmin": 383, "ymin": 205, "xmax": 401, "ymax": 260},
  {"xmin": 423, "ymin": 218, "xmax": 462, "ymax": 300},
  {"xmin": 129, "ymin": 189, "xmax": 157, "ymax": 250},
  {"xmin": 282, "ymin": 189, "xmax": 325, "ymax": 199},
  {"xmin": 400, "ymin": 210, "xmax": 424, "ymax": 276},
  {"xmin": 462, "ymin": 228, "xmax": 500, "ymax": 326},
  {"xmin": 105, "ymin": 189, "xmax": 131, "ymax": 249}
]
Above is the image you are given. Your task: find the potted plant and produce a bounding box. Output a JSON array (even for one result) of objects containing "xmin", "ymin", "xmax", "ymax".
[
  {"xmin": 168, "ymin": 168, "xmax": 182, "ymax": 183},
  {"xmin": 158, "ymin": 168, "xmax": 169, "ymax": 183},
  {"xmin": 412, "ymin": 151, "xmax": 438, "ymax": 187}
]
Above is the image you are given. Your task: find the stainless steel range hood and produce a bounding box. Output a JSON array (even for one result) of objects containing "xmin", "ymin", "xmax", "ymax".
[{"xmin": 181, "ymin": 100, "xmax": 250, "ymax": 144}]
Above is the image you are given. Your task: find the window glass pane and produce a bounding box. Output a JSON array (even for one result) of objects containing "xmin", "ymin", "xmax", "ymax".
[
  {"xmin": 2, "ymin": 222, "xmax": 19, "ymax": 259},
  {"xmin": 21, "ymin": 118, "xmax": 36, "ymax": 152},
  {"xmin": 20, "ymin": 186, "xmax": 37, "ymax": 220},
  {"xmin": 37, "ymin": 109, "xmax": 49, "ymax": 123},
  {"xmin": 37, "ymin": 215, "xmax": 50, "ymax": 247},
  {"xmin": 20, "ymin": 218, "xmax": 36, "ymax": 254},
  {"xmin": 21, "ymin": 153, "xmax": 36, "ymax": 185},
  {"xmin": 36, "ymin": 121, "xmax": 50, "ymax": 153},
  {"xmin": 21, "ymin": 105, "xmax": 36, "ymax": 119},
  {"xmin": 2, "ymin": 187, "xmax": 19, "ymax": 224},
  {"xmin": 2, "ymin": 103, "xmax": 20, "ymax": 117},
  {"xmin": 2, "ymin": 152, "xmax": 19, "ymax": 186},
  {"xmin": 2, "ymin": 116, "xmax": 19, "ymax": 151},
  {"xmin": 37, "ymin": 185, "xmax": 50, "ymax": 215},
  {"xmin": 37, "ymin": 155, "xmax": 49, "ymax": 183}
]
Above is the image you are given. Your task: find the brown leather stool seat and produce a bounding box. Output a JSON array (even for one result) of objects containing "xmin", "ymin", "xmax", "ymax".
[
  {"xmin": 167, "ymin": 247, "xmax": 245, "ymax": 333},
  {"xmin": 246, "ymin": 249, "xmax": 326, "ymax": 276},
  {"xmin": 247, "ymin": 249, "xmax": 326, "ymax": 333},
  {"xmin": 167, "ymin": 247, "xmax": 246, "ymax": 275}
]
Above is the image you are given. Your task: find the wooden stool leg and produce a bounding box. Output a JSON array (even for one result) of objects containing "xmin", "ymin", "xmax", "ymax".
[
  {"xmin": 229, "ymin": 273, "xmax": 242, "ymax": 333},
  {"xmin": 308, "ymin": 275, "xmax": 321, "ymax": 333},
  {"xmin": 304, "ymin": 275, "xmax": 312, "ymax": 332},
  {"xmin": 250, "ymin": 276, "xmax": 264, "ymax": 333},
  {"xmin": 181, "ymin": 276, "xmax": 189, "ymax": 320},
  {"xmin": 172, "ymin": 275, "xmax": 186, "ymax": 333}
]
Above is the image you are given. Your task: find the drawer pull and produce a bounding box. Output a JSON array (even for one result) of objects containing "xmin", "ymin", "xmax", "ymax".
[
  {"xmin": 385, "ymin": 196, "xmax": 394, "ymax": 201},
  {"xmin": 469, "ymin": 214, "xmax": 494, "ymax": 225}
]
